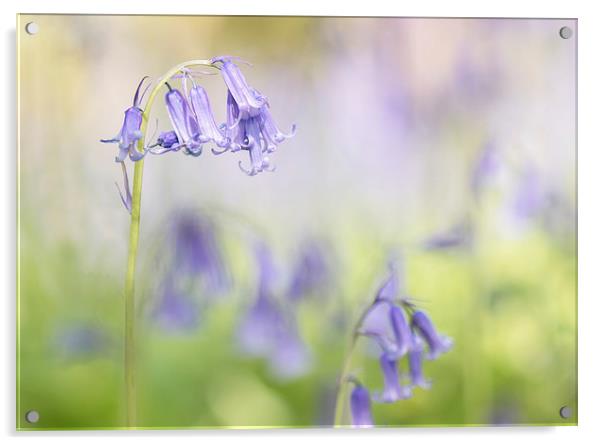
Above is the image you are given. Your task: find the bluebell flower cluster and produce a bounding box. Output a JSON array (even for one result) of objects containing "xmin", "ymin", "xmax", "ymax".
[
  {"xmin": 101, "ymin": 57, "xmax": 295, "ymax": 212},
  {"xmin": 348, "ymin": 262, "xmax": 453, "ymax": 427}
]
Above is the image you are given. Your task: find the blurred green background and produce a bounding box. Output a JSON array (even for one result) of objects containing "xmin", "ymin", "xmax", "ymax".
[{"xmin": 17, "ymin": 15, "xmax": 576, "ymax": 429}]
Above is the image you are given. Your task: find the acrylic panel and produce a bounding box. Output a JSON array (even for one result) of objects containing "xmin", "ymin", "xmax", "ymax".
[{"xmin": 16, "ymin": 15, "xmax": 577, "ymax": 430}]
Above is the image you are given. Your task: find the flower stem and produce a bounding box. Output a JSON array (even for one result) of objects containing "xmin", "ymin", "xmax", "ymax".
[
  {"xmin": 333, "ymin": 333, "xmax": 359, "ymax": 427},
  {"xmin": 121, "ymin": 59, "xmax": 216, "ymax": 428},
  {"xmin": 124, "ymin": 159, "xmax": 143, "ymax": 427}
]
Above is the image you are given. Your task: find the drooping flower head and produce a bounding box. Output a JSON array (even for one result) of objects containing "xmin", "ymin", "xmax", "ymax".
[
  {"xmin": 375, "ymin": 354, "xmax": 412, "ymax": 403},
  {"xmin": 211, "ymin": 56, "xmax": 296, "ymax": 176},
  {"xmin": 211, "ymin": 56, "xmax": 267, "ymax": 119},
  {"xmin": 343, "ymin": 259, "xmax": 452, "ymax": 425},
  {"xmin": 349, "ymin": 382, "xmax": 374, "ymax": 428},
  {"xmin": 408, "ymin": 334, "xmax": 431, "ymax": 389},
  {"xmin": 411, "ymin": 310, "xmax": 453, "ymax": 360},
  {"xmin": 187, "ymin": 77, "xmax": 231, "ymax": 151},
  {"xmin": 164, "ymin": 83, "xmax": 205, "ymax": 156},
  {"xmin": 101, "ymin": 76, "xmax": 151, "ymax": 162}
]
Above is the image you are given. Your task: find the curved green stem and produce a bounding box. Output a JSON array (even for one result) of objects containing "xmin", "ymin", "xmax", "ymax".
[{"xmin": 122, "ymin": 59, "xmax": 216, "ymax": 428}]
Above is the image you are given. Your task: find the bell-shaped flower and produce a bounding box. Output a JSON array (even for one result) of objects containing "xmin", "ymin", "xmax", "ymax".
[
  {"xmin": 101, "ymin": 76, "xmax": 150, "ymax": 162},
  {"xmin": 411, "ymin": 310, "xmax": 453, "ymax": 360},
  {"xmin": 188, "ymin": 82, "xmax": 230, "ymax": 150},
  {"xmin": 148, "ymin": 130, "xmax": 180, "ymax": 154},
  {"xmin": 408, "ymin": 334, "xmax": 431, "ymax": 389},
  {"xmin": 389, "ymin": 305, "xmax": 412, "ymax": 358},
  {"xmin": 350, "ymin": 383, "xmax": 374, "ymax": 428},
  {"xmin": 211, "ymin": 56, "xmax": 267, "ymax": 119},
  {"xmin": 375, "ymin": 354, "xmax": 412, "ymax": 403},
  {"xmin": 258, "ymin": 103, "xmax": 296, "ymax": 152},
  {"xmin": 359, "ymin": 300, "xmax": 399, "ymax": 357},
  {"xmin": 164, "ymin": 84, "xmax": 205, "ymax": 156}
]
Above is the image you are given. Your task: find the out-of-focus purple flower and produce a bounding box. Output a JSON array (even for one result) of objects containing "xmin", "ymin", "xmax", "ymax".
[
  {"xmin": 408, "ymin": 335, "xmax": 431, "ymax": 389},
  {"xmin": 389, "ymin": 305, "xmax": 412, "ymax": 358},
  {"xmin": 360, "ymin": 300, "xmax": 400, "ymax": 358},
  {"xmin": 165, "ymin": 84, "xmax": 205, "ymax": 156},
  {"xmin": 350, "ymin": 383, "xmax": 374, "ymax": 428},
  {"xmin": 375, "ymin": 354, "xmax": 411, "ymax": 403},
  {"xmin": 237, "ymin": 243, "xmax": 312, "ymax": 380},
  {"xmin": 269, "ymin": 324, "xmax": 312, "ymax": 380},
  {"xmin": 375, "ymin": 262, "xmax": 400, "ymax": 302},
  {"xmin": 411, "ymin": 310, "xmax": 453, "ymax": 360},
  {"xmin": 171, "ymin": 212, "xmax": 230, "ymax": 294},
  {"xmin": 54, "ymin": 325, "xmax": 108, "ymax": 360},
  {"xmin": 287, "ymin": 240, "xmax": 332, "ymax": 302},
  {"xmin": 238, "ymin": 292, "xmax": 283, "ymax": 357},
  {"xmin": 188, "ymin": 82, "xmax": 230, "ymax": 150},
  {"xmin": 101, "ymin": 76, "xmax": 150, "ymax": 162},
  {"xmin": 361, "ymin": 302, "xmax": 410, "ymax": 360},
  {"xmin": 422, "ymin": 222, "xmax": 473, "ymax": 251},
  {"xmin": 472, "ymin": 142, "xmax": 500, "ymax": 197},
  {"xmin": 115, "ymin": 161, "xmax": 132, "ymax": 214},
  {"xmin": 211, "ymin": 56, "xmax": 267, "ymax": 119},
  {"xmin": 513, "ymin": 167, "xmax": 544, "ymax": 221},
  {"xmin": 153, "ymin": 278, "xmax": 199, "ymax": 332},
  {"xmin": 238, "ymin": 244, "xmax": 283, "ymax": 356},
  {"xmin": 211, "ymin": 56, "xmax": 295, "ymax": 176}
]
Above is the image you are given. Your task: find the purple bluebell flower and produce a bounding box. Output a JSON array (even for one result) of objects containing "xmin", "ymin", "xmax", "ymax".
[
  {"xmin": 237, "ymin": 294, "xmax": 282, "ymax": 356},
  {"xmin": 513, "ymin": 167, "xmax": 544, "ymax": 221},
  {"xmin": 422, "ymin": 222, "xmax": 473, "ymax": 251},
  {"xmin": 211, "ymin": 56, "xmax": 267, "ymax": 119},
  {"xmin": 411, "ymin": 310, "xmax": 453, "ymax": 360},
  {"xmin": 237, "ymin": 244, "xmax": 282, "ymax": 356},
  {"xmin": 211, "ymin": 56, "xmax": 295, "ymax": 175},
  {"xmin": 375, "ymin": 354, "xmax": 412, "ymax": 403},
  {"xmin": 350, "ymin": 383, "xmax": 374, "ymax": 428},
  {"xmin": 258, "ymin": 104, "xmax": 296, "ymax": 153},
  {"xmin": 375, "ymin": 262, "xmax": 400, "ymax": 302},
  {"xmin": 101, "ymin": 76, "xmax": 150, "ymax": 162},
  {"xmin": 287, "ymin": 240, "xmax": 331, "ymax": 302},
  {"xmin": 188, "ymin": 82, "xmax": 230, "ymax": 151},
  {"xmin": 389, "ymin": 305, "xmax": 412, "ymax": 357},
  {"xmin": 115, "ymin": 161, "xmax": 132, "ymax": 214},
  {"xmin": 153, "ymin": 278, "xmax": 199, "ymax": 332},
  {"xmin": 148, "ymin": 130, "xmax": 180, "ymax": 154},
  {"xmin": 360, "ymin": 300, "xmax": 400, "ymax": 358},
  {"xmin": 360, "ymin": 302, "xmax": 410, "ymax": 360},
  {"xmin": 171, "ymin": 212, "xmax": 230, "ymax": 294},
  {"xmin": 408, "ymin": 335, "xmax": 431, "ymax": 389},
  {"xmin": 164, "ymin": 84, "xmax": 205, "ymax": 156},
  {"xmin": 472, "ymin": 141, "xmax": 500, "ymax": 197},
  {"xmin": 268, "ymin": 324, "xmax": 312, "ymax": 380}
]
